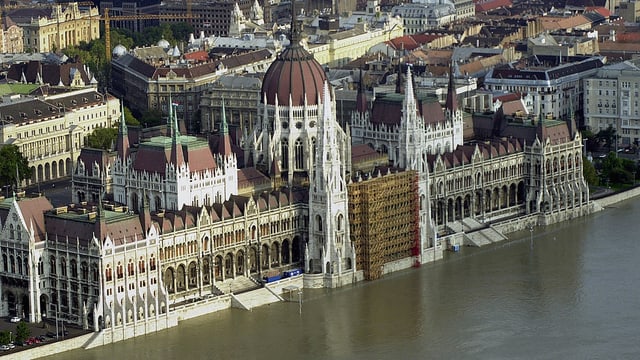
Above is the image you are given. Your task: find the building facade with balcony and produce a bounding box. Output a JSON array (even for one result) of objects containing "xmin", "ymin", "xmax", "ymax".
[{"xmin": 584, "ymin": 59, "xmax": 640, "ymax": 146}]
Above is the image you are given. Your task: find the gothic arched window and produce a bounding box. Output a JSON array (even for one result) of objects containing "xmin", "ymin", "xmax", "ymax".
[
  {"xmin": 281, "ymin": 138, "xmax": 289, "ymax": 170},
  {"xmin": 295, "ymin": 139, "xmax": 304, "ymax": 169}
]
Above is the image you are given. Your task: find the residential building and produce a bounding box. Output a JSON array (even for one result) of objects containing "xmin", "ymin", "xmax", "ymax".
[
  {"xmin": 392, "ymin": 1, "xmax": 457, "ymax": 34},
  {"xmin": 584, "ymin": 59, "xmax": 640, "ymax": 146},
  {"xmin": 0, "ymin": 17, "xmax": 24, "ymax": 54},
  {"xmin": 0, "ymin": 88, "xmax": 121, "ymax": 184},
  {"xmin": 484, "ymin": 55, "xmax": 606, "ymax": 127}
]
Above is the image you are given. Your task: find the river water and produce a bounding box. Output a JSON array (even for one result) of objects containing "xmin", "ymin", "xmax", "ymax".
[{"xmin": 43, "ymin": 200, "xmax": 640, "ymax": 360}]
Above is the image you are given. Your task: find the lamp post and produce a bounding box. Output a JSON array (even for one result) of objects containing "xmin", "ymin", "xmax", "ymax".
[{"xmin": 529, "ymin": 224, "xmax": 534, "ymax": 250}]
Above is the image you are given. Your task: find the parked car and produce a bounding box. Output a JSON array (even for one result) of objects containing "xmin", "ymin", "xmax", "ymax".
[
  {"xmin": 46, "ymin": 332, "xmax": 56, "ymax": 338},
  {"xmin": 0, "ymin": 344, "xmax": 10, "ymax": 351},
  {"xmin": 37, "ymin": 335, "xmax": 46, "ymax": 342},
  {"xmin": 9, "ymin": 316, "xmax": 20, "ymax": 323}
]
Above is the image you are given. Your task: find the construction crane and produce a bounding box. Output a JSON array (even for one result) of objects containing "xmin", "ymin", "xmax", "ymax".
[{"xmin": 102, "ymin": 8, "xmax": 194, "ymax": 61}]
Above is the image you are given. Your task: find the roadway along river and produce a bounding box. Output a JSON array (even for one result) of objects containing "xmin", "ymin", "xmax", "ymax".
[{"xmin": 43, "ymin": 199, "xmax": 640, "ymax": 360}]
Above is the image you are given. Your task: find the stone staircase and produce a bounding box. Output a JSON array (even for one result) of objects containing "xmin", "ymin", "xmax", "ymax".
[
  {"xmin": 217, "ymin": 276, "xmax": 261, "ymax": 294},
  {"xmin": 464, "ymin": 227, "xmax": 508, "ymax": 247},
  {"xmin": 232, "ymin": 288, "xmax": 283, "ymax": 310}
]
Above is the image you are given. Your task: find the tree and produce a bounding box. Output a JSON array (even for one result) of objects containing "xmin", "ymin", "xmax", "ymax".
[
  {"xmin": 582, "ymin": 156, "xmax": 598, "ymax": 186},
  {"xmin": 140, "ymin": 109, "xmax": 164, "ymax": 128},
  {"xmin": 596, "ymin": 125, "xmax": 617, "ymax": 152},
  {"xmin": 15, "ymin": 321, "xmax": 30, "ymax": 343},
  {"xmin": 123, "ymin": 106, "xmax": 140, "ymax": 126},
  {"xmin": 0, "ymin": 331, "xmax": 10, "ymax": 345},
  {"xmin": 87, "ymin": 127, "xmax": 118, "ymax": 150},
  {"xmin": 0, "ymin": 145, "xmax": 32, "ymax": 191}
]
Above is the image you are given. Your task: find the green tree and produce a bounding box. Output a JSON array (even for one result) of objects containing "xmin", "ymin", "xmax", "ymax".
[
  {"xmin": 596, "ymin": 125, "xmax": 617, "ymax": 152},
  {"xmin": 123, "ymin": 106, "xmax": 141, "ymax": 126},
  {"xmin": 0, "ymin": 331, "xmax": 10, "ymax": 345},
  {"xmin": 582, "ymin": 156, "xmax": 599, "ymax": 186},
  {"xmin": 87, "ymin": 127, "xmax": 118, "ymax": 150},
  {"xmin": 15, "ymin": 321, "xmax": 29, "ymax": 343},
  {"xmin": 140, "ymin": 109, "xmax": 164, "ymax": 128},
  {"xmin": 0, "ymin": 145, "xmax": 32, "ymax": 191}
]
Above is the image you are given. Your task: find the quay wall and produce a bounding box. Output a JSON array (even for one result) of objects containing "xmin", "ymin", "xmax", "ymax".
[
  {"xmin": 593, "ymin": 186, "xmax": 640, "ymax": 208},
  {"xmin": 6, "ymin": 333, "xmax": 95, "ymax": 360},
  {"xmin": 33, "ymin": 189, "xmax": 640, "ymax": 358}
]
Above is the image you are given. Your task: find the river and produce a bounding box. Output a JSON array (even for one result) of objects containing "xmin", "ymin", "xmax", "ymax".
[{"xmin": 43, "ymin": 199, "xmax": 640, "ymax": 360}]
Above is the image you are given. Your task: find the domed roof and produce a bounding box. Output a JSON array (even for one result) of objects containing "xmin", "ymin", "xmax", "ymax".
[
  {"xmin": 261, "ymin": 37, "xmax": 326, "ymax": 107},
  {"xmin": 157, "ymin": 38, "xmax": 170, "ymax": 50},
  {"xmin": 112, "ymin": 44, "xmax": 127, "ymax": 58}
]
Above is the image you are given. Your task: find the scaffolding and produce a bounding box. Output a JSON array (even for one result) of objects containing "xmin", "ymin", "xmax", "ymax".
[{"xmin": 348, "ymin": 169, "xmax": 419, "ymax": 280}]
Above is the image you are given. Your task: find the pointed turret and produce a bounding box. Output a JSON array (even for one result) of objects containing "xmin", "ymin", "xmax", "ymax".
[
  {"xmin": 116, "ymin": 102, "xmax": 129, "ymax": 161},
  {"xmin": 168, "ymin": 95, "xmax": 185, "ymax": 168},
  {"xmin": 290, "ymin": 0, "xmax": 303, "ymax": 46},
  {"xmin": 445, "ymin": 62, "xmax": 457, "ymax": 113},
  {"xmin": 218, "ymin": 97, "xmax": 233, "ymax": 156},
  {"xmin": 94, "ymin": 192, "xmax": 107, "ymax": 242},
  {"xmin": 139, "ymin": 189, "xmax": 152, "ymax": 232}
]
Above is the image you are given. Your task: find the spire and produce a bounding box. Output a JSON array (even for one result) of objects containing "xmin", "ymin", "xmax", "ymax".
[
  {"xmin": 139, "ymin": 189, "xmax": 151, "ymax": 232},
  {"xmin": 94, "ymin": 191, "xmax": 107, "ymax": 242},
  {"xmin": 116, "ymin": 101, "xmax": 129, "ymax": 161},
  {"xmin": 405, "ymin": 65, "xmax": 415, "ymax": 101},
  {"xmin": 168, "ymin": 94, "xmax": 185, "ymax": 168},
  {"xmin": 445, "ymin": 61, "xmax": 457, "ymax": 112},
  {"xmin": 218, "ymin": 97, "xmax": 233, "ymax": 156},
  {"xmin": 14, "ymin": 164, "xmax": 21, "ymax": 197},
  {"xmin": 290, "ymin": 0, "xmax": 302, "ymax": 46},
  {"xmin": 356, "ymin": 68, "xmax": 368, "ymax": 114}
]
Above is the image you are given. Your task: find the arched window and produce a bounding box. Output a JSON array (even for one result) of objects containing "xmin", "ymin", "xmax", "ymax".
[
  {"xmin": 311, "ymin": 137, "xmax": 317, "ymax": 164},
  {"xmin": 60, "ymin": 257, "xmax": 67, "ymax": 276},
  {"xmin": 295, "ymin": 139, "xmax": 304, "ymax": 169},
  {"xmin": 9, "ymin": 224, "xmax": 14, "ymax": 239},
  {"xmin": 316, "ymin": 215, "xmax": 323, "ymax": 232},
  {"xmin": 337, "ymin": 214, "xmax": 344, "ymax": 231},
  {"xmin": 128, "ymin": 260, "xmax": 135, "ymax": 276},
  {"xmin": 117, "ymin": 262, "xmax": 123, "ymax": 279},
  {"xmin": 81, "ymin": 262, "xmax": 88, "ymax": 280},
  {"xmin": 138, "ymin": 257, "xmax": 146, "ymax": 273},
  {"xmin": 2, "ymin": 254, "xmax": 7, "ymax": 272},
  {"xmin": 150, "ymin": 255, "xmax": 156, "ymax": 271},
  {"xmin": 70, "ymin": 259, "xmax": 78, "ymax": 278},
  {"xmin": 105, "ymin": 265, "xmax": 113, "ymax": 282},
  {"xmin": 281, "ymin": 138, "xmax": 289, "ymax": 170},
  {"xmin": 50, "ymin": 256, "xmax": 56, "ymax": 274}
]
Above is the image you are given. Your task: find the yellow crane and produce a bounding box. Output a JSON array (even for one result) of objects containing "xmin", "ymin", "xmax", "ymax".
[{"xmin": 102, "ymin": 8, "xmax": 194, "ymax": 61}]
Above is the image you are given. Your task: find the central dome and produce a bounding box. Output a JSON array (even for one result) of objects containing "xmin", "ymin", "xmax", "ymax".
[{"xmin": 261, "ymin": 43, "xmax": 327, "ymax": 107}]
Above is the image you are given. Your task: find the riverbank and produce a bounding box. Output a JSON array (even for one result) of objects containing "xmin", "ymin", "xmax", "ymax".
[{"xmin": 18, "ymin": 186, "xmax": 640, "ymax": 360}]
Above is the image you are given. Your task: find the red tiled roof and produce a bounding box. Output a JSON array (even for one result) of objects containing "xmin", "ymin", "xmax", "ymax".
[
  {"xmin": 475, "ymin": 0, "xmax": 513, "ymax": 13},
  {"xmin": 585, "ymin": 6, "xmax": 610, "ymax": 17},
  {"xmin": 184, "ymin": 50, "xmax": 209, "ymax": 62}
]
